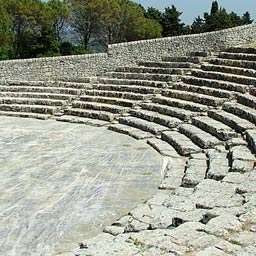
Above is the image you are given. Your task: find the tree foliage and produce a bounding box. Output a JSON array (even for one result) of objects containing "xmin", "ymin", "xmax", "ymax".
[
  {"xmin": 0, "ymin": 0, "xmax": 254, "ymax": 60},
  {"xmin": 161, "ymin": 5, "xmax": 184, "ymax": 37}
]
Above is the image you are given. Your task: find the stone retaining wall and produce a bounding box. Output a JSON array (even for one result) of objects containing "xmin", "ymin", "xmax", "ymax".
[{"xmin": 1, "ymin": 24, "xmax": 256, "ymax": 81}]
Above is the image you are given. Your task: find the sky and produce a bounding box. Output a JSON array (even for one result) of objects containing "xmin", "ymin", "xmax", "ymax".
[{"xmin": 133, "ymin": 0, "xmax": 256, "ymax": 24}]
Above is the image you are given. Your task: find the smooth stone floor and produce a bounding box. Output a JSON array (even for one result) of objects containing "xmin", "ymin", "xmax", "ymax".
[{"xmin": 0, "ymin": 117, "xmax": 162, "ymax": 256}]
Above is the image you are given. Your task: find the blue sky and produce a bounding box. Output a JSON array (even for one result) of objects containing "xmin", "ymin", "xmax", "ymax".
[{"xmin": 133, "ymin": 0, "xmax": 256, "ymax": 24}]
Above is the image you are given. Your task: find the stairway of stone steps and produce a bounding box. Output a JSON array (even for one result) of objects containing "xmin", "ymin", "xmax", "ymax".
[
  {"xmin": 104, "ymin": 47, "xmax": 256, "ymax": 192},
  {"xmin": 1, "ymin": 47, "xmax": 256, "ymax": 192},
  {"xmin": 0, "ymin": 48, "xmax": 256, "ymax": 186},
  {"xmin": 0, "ymin": 80, "xmax": 91, "ymax": 120},
  {"xmin": 58, "ymin": 51, "xmax": 204, "ymax": 125},
  {"xmin": 1, "ymin": 47, "xmax": 256, "ymax": 255}
]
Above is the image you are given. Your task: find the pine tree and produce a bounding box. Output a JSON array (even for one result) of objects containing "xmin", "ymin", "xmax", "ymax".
[
  {"xmin": 161, "ymin": 5, "xmax": 184, "ymax": 37},
  {"xmin": 191, "ymin": 16, "xmax": 205, "ymax": 34},
  {"xmin": 241, "ymin": 11, "xmax": 253, "ymax": 25}
]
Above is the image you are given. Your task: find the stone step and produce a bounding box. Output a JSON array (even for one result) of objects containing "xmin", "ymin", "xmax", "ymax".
[
  {"xmin": 201, "ymin": 63, "xmax": 256, "ymax": 78},
  {"xmin": 4, "ymin": 80, "xmax": 90, "ymax": 89},
  {"xmin": 161, "ymin": 131, "xmax": 201, "ymax": 156},
  {"xmin": 159, "ymin": 157, "xmax": 186, "ymax": 190},
  {"xmin": 147, "ymin": 138, "xmax": 181, "ymax": 158},
  {"xmin": 178, "ymin": 123, "xmax": 221, "ymax": 149},
  {"xmin": 79, "ymin": 95, "xmax": 138, "ymax": 108},
  {"xmin": 223, "ymin": 102, "xmax": 256, "ymax": 125},
  {"xmin": 0, "ymin": 92, "xmax": 76, "ymax": 101},
  {"xmin": 237, "ymin": 94, "xmax": 256, "ymax": 109},
  {"xmin": 118, "ymin": 116, "xmax": 170, "ymax": 135},
  {"xmin": 106, "ymin": 71, "xmax": 179, "ymax": 82},
  {"xmin": 162, "ymin": 89, "xmax": 227, "ymax": 107},
  {"xmin": 57, "ymin": 115, "xmax": 109, "ymax": 127},
  {"xmin": 0, "ymin": 97, "xmax": 67, "ymax": 107},
  {"xmin": 219, "ymin": 51, "xmax": 256, "ymax": 61},
  {"xmin": 208, "ymin": 109, "xmax": 255, "ymax": 133},
  {"xmin": 225, "ymin": 47, "xmax": 256, "ymax": 54},
  {"xmin": 108, "ymin": 124, "xmax": 154, "ymax": 140},
  {"xmin": 171, "ymin": 82, "xmax": 235, "ymax": 99},
  {"xmin": 138, "ymin": 61, "xmax": 193, "ymax": 69},
  {"xmin": 182, "ymin": 154, "xmax": 208, "ymax": 187},
  {"xmin": 191, "ymin": 116, "xmax": 238, "ymax": 141},
  {"xmin": 92, "ymin": 84, "xmax": 162, "ymax": 94},
  {"xmin": 210, "ymin": 58, "xmax": 256, "ymax": 70},
  {"xmin": 72, "ymin": 101, "xmax": 129, "ymax": 114},
  {"xmin": 189, "ymin": 51, "xmax": 208, "ymax": 57},
  {"xmin": 84, "ymin": 89, "xmax": 151, "ymax": 101},
  {"xmin": 97, "ymin": 77, "xmax": 167, "ymax": 88},
  {"xmin": 230, "ymin": 145, "xmax": 255, "ymax": 173},
  {"xmin": 115, "ymin": 66, "xmax": 190, "ymax": 75},
  {"xmin": 192, "ymin": 69, "xmax": 256, "ymax": 86},
  {"xmin": 246, "ymin": 129, "xmax": 256, "ymax": 154},
  {"xmin": 140, "ymin": 103, "xmax": 199, "ymax": 121},
  {"xmin": 207, "ymin": 149, "xmax": 230, "ymax": 180},
  {"xmin": 182, "ymin": 76, "xmax": 248, "ymax": 93},
  {"xmin": 129, "ymin": 109, "xmax": 182, "ymax": 128},
  {"xmin": 250, "ymin": 87, "xmax": 256, "ymax": 97},
  {"xmin": 162, "ymin": 56, "xmax": 203, "ymax": 63},
  {"xmin": 152, "ymin": 95, "xmax": 209, "ymax": 112},
  {"xmin": 0, "ymin": 104, "xmax": 58, "ymax": 114},
  {"xmin": 0, "ymin": 111, "xmax": 51, "ymax": 120},
  {"xmin": 57, "ymin": 77, "xmax": 94, "ymax": 84},
  {"xmin": 64, "ymin": 108, "xmax": 117, "ymax": 122},
  {"xmin": 0, "ymin": 86, "xmax": 81, "ymax": 95}
]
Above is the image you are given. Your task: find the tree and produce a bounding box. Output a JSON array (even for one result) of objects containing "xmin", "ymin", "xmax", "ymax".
[
  {"xmin": 210, "ymin": 1, "xmax": 219, "ymax": 15},
  {"xmin": 191, "ymin": 16, "xmax": 205, "ymax": 34},
  {"xmin": 161, "ymin": 5, "xmax": 184, "ymax": 37},
  {"xmin": 0, "ymin": 2, "xmax": 15, "ymax": 59},
  {"xmin": 0, "ymin": 2, "xmax": 13, "ymax": 47},
  {"xmin": 69, "ymin": 0, "xmax": 162, "ymax": 50},
  {"xmin": 141, "ymin": 18, "xmax": 162, "ymax": 39},
  {"xmin": 241, "ymin": 11, "xmax": 253, "ymax": 25},
  {"xmin": 46, "ymin": 0, "xmax": 70, "ymax": 41},
  {"xmin": 68, "ymin": 0, "xmax": 108, "ymax": 49},
  {"xmin": 204, "ymin": 2, "xmax": 231, "ymax": 31},
  {"xmin": 4, "ymin": 0, "xmax": 52, "ymax": 58},
  {"xmin": 144, "ymin": 7, "xmax": 162, "ymax": 24},
  {"xmin": 229, "ymin": 12, "xmax": 242, "ymax": 27}
]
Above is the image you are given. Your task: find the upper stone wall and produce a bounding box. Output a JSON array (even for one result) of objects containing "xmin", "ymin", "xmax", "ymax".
[{"xmin": 1, "ymin": 24, "xmax": 256, "ymax": 81}]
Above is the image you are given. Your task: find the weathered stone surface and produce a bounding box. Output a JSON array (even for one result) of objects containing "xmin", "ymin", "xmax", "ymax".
[
  {"xmin": 182, "ymin": 154, "xmax": 207, "ymax": 187},
  {"xmin": 162, "ymin": 89, "xmax": 227, "ymax": 107},
  {"xmin": 228, "ymin": 231, "xmax": 256, "ymax": 246},
  {"xmin": 223, "ymin": 102, "xmax": 256, "ymax": 125},
  {"xmin": 208, "ymin": 109, "xmax": 255, "ymax": 133},
  {"xmin": 162, "ymin": 131, "xmax": 201, "ymax": 156},
  {"xmin": 230, "ymin": 145, "xmax": 255, "ymax": 172},
  {"xmin": 236, "ymin": 170, "xmax": 256, "ymax": 194},
  {"xmin": 193, "ymin": 179, "xmax": 244, "ymax": 209},
  {"xmin": 236, "ymin": 246, "xmax": 256, "ymax": 256},
  {"xmin": 0, "ymin": 117, "xmax": 162, "ymax": 256},
  {"xmin": 202, "ymin": 214, "xmax": 242, "ymax": 237},
  {"xmin": 71, "ymin": 233, "xmax": 138, "ymax": 256},
  {"xmin": 246, "ymin": 129, "xmax": 256, "ymax": 153},
  {"xmin": 223, "ymin": 172, "xmax": 249, "ymax": 184},
  {"xmin": 207, "ymin": 149, "xmax": 229, "ymax": 180},
  {"xmin": 119, "ymin": 116, "xmax": 170, "ymax": 135},
  {"xmin": 194, "ymin": 247, "xmax": 230, "ymax": 256},
  {"xmin": 178, "ymin": 123, "xmax": 221, "ymax": 149},
  {"xmin": 109, "ymin": 123, "xmax": 154, "ymax": 140},
  {"xmin": 159, "ymin": 157, "xmax": 187, "ymax": 190},
  {"xmin": 192, "ymin": 116, "xmax": 237, "ymax": 141},
  {"xmin": 147, "ymin": 138, "xmax": 181, "ymax": 157}
]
